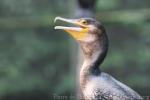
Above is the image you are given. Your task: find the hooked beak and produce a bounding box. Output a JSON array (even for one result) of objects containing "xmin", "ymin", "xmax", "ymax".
[{"xmin": 54, "ymin": 17, "xmax": 89, "ymax": 40}]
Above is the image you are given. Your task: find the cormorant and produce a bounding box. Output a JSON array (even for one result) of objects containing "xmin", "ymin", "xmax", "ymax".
[{"xmin": 54, "ymin": 17, "xmax": 143, "ymax": 100}]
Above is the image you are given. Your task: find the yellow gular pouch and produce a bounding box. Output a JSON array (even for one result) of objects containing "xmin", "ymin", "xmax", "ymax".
[{"xmin": 65, "ymin": 28, "xmax": 89, "ymax": 40}]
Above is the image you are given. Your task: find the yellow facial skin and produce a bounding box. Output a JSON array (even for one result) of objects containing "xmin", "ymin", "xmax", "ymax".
[
  {"xmin": 54, "ymin": 17, "xmax": 89, "ymax": 40},
  {"xmin": 65, "ymin": 27, "xmax": 89, "ymax": 40}
]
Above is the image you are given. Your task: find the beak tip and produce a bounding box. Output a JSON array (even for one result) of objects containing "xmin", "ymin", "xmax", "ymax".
[
  {"xmin": 54, "ymin": 26, "xmax": 62, "ymax": 30},
  {"xmin": 54, "ymin": 26, "xmax": 57, "ymax": 29},
  {"xmin": 54, "ymin": 16, "xmax": 61, "ymax": 23}
]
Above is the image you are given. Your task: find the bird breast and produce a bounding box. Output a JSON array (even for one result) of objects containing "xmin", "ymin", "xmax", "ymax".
[{"xmin": 82, "ymin": 72, "xmax": 143, "ymax": 100}]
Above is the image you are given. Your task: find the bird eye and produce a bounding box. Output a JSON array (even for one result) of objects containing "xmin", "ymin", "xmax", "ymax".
[{"xmin": 81, "ymin": 20, "xmax": 88, "ymax": 25}]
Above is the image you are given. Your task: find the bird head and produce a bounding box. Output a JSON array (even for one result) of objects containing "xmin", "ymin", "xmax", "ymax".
[
  {"xmin": 54, "ymin": 17, "xmax": 108, "ymax": 64},
  {"xmin": 54, "ymin": 17, "xmax": 105, "ymax": 42}
]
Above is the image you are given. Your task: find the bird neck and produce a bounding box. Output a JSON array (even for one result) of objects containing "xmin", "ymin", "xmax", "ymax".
[{"xmin": 79, "ymin": 33, "xmax": 108, "ymax": 87}]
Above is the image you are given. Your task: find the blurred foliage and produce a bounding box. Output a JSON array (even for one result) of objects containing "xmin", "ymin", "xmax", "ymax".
[{"xmin": 0, "ymin": 0, "xmax": 150, "ymax": 100}]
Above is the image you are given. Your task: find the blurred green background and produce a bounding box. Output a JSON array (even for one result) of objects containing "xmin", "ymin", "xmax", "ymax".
[{"xmin": 0, "ymin": 0, "xmax": 150, "ymax": 100}]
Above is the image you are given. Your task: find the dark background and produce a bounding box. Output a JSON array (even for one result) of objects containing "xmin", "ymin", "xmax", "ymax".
[{"xmin": 0, "ymin": 0, "xmax": 150, "ymax": 100}]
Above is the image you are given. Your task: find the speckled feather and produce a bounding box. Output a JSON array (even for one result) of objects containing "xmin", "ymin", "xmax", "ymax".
[{"xmin": 82, "ymin": 73, "xmax": 142, "ymax": 100}]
